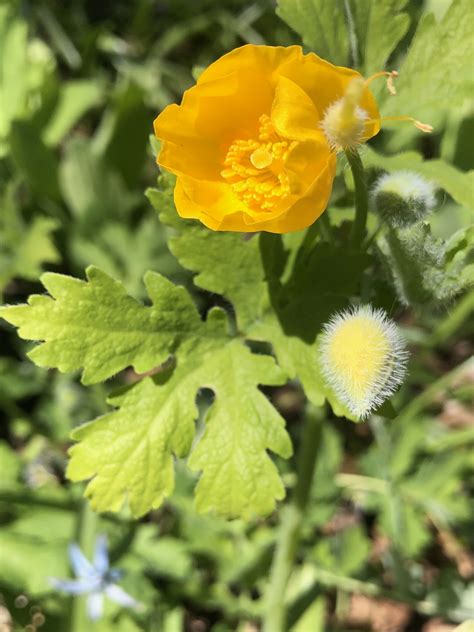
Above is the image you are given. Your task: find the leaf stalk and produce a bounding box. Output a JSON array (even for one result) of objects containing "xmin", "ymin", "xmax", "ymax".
[
  {"xmin": 346, "ymin": 149, "xmax": 369, "ymax": 248},
  {"xmin": 262, "ymin": 406, "xmax": 323, "ymax": 632}
]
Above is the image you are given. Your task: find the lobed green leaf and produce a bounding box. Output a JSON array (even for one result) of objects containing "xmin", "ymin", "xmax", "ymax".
[{"xmin": 0, "ymin": 266, "xmax": 221, "ymax": 384}]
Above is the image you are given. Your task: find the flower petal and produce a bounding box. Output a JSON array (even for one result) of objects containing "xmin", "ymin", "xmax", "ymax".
[
  {"xmin": 93, "ymin": 535, "xmax": 109, "ymax": 575},
  {"xmin": 279, "ymin": 52, "xmax": 380, "ymax": 140},
  {"xmin": 262, "ymin": 153, "xmax": 337, "ymax": 233},
  {"xmin": 155, "ymin": 68, "xmax": 276, "ymax": 181},
  {"xmin": 198, "ymin": 44, "xmax": 303, "ymax": 87},
  {"xmin": 154, "ymin": 44, "xmax": 381, "ymax": 233},
  {"xmin": 87, "ymin": 592, "xmax": 104, "ymax": 621},
  {"xmin": 271, "ymin": 75, "xmax": 323, "ymax": 141},
  {"xmin": 50, "ymin": 577, "xmax": 97, "ymax": 595},
  {"xmin": 68, "ymin": 543, "xmax": 95, "ymax": 579},
  {"xmin": 105, "ymin": 584, "xmax": 139, "ymax": 609},
  {"xmin": 174, "ymin": 176, "xmax": 247, "ymax": 229}
]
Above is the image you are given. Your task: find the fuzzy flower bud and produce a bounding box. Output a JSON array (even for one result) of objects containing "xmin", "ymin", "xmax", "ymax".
[
  {"xmin": 319, "ymin": 305, "xmax": 409, "ymax": 419},
  {"xmin": 371, "ymin": 171, "xmax": 437, "ymax": 227}
]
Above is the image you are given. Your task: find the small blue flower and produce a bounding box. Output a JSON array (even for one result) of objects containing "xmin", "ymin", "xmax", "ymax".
[{"xmin": 50, "ymin": 535, "xmax": 139, "ymax": 621}]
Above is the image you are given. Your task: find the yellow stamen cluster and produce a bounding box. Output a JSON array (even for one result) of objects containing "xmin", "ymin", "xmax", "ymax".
[{"xmin": 221, "ymin": 114, "xmax": 295, "ymax": 211}]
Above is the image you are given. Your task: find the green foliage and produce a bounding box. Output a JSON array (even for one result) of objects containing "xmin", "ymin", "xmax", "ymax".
[
  {"xmin": 0, "ymin": 184, "xmax": 60, "ymax": 293},
  {"xmin": 0, "ymin": 1, "xmax": 473, "ymax": 629},
  {"xmin": 349, "ymin": 0, "xmax": 410, "ymax": 74},
  {"xmin": 381, "ymin": 0, "xmax": 474, "ymax": 117},
  {"xmin": 1, "ymin": 267, "xmax": 214, "ymax": 384},
  {"xmin": 2, "ymin": 266, "xmax": 291, "ymax": 518},
  {"xmin": 276, "ymin": 0, "xmax": 348, "ymax": 65},
  {"xmin": 312, "ymin": 524, "xmax": 370, "ymax": 576},
  {"xmin": 0, "ymin": 4, "xmax": 29, "ymax": 146},
  {"xmin": 357, "ymin": 417, "xmax": 472, "ymax": 558},
  {"xmin": 43, "ymin": 79, "xmax": 104, "ymax": 147},
  {"xmin": 277, "ymin": 0, "xmax": 410, "ymax": 72},
  {"xmin": 0, "ymin": 507, "xmax": 73, "ymax": 594},
  {"xmin": 10, "ymin": 120, "xmax": 61, "ymax": 199},
  {"xmin": 59, "ymin": 138, "xmax": 139, "ymax": 226},
  {"xmin": 148, "ymin": 176, "xmax": 267, "ymax": 331}
]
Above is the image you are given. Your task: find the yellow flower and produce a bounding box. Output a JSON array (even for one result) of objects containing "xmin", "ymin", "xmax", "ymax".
[
  {"xmin": 319, "ymin": 305, "xmax": 409, "ymax": 419},
  {"xmin": 153, "ymin": 45, "xmax": 381, "ymax": 233}
]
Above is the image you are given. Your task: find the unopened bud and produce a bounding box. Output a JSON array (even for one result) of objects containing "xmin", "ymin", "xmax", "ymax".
[
  {"xmin": 371, "ymin": 171, "xmax": 436, "ymax": 227},
  {"xmin": 319, "ymin": 305, "xmax": 409, "ymax": 420}
]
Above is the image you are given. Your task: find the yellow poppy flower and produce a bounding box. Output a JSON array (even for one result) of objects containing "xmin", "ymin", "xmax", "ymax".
[{"xmin": 153, "ymin": 44, "xmax": 381, "ymax": 233}]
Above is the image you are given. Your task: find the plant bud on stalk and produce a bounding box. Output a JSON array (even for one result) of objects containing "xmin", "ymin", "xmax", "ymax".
[
  {"xmin": 371, "ymin": 171, "xmax": 437, "ymax": 227},
  {"xmin": 319, "ymin": 305, "xmax": 409, "ymax": 419}
]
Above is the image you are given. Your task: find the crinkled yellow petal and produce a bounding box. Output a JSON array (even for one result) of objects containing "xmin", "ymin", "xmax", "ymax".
[
  {"xmin": 155, "ymin": 68, "xmax": 278, "ymax": 181},
  {"xmin": 174, "ymin": 150, "xmax": 337, "ymax": 234},
  {"xmin": 285, "ymin": 139, "xmax": 331, "ymax": 192},
  {"xmin": 198, "ymin": 44, "xmax": 303, "ymax": 87},
  {"xmin": 174, "ymin": 176, "xmax": 248, "ymax": 229},
  {"xmin": 271, "ymin": 75, "xmax": 323, "ymax": 142},
  {"xmin": 280, "ymin": 53, "xmax": 380, "ymax": 141},
  {"xmin": 266, "ymin": 153, "xmax": 337, "ymax": 233}
]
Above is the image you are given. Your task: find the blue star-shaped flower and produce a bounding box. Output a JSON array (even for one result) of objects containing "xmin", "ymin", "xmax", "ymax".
[{"xmin": 51, "ymin": 535, "xmax": 139, "ymax": 621}]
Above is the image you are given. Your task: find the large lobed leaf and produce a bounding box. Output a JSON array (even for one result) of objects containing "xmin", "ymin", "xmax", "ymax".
[
  {"xmin": 0, "ymin": 266, "xmax": 216, "ymax": 384},
  {"xmin": 1, "ymin": 266, "xmax": 291, "ymax": 518}
]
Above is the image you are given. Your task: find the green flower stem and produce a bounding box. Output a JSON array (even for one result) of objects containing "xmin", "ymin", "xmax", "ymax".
[
  {"xmin": 318, "ymin": 210, "xmax": 334, "ymax": 243},
  {"xmin": 69, "ymin": 500, "xmax": 97, "ymax": 632},
  {"xmin": 346, "ymin": 149, "xmax": 369, "ymax": 248},
  {"xmin": 263, "ymin": 407, "xmax": 323, "ymax": 632},
  {"xmin": 299, "ymin": 210, "xmax": 333, "ymax": 264}
]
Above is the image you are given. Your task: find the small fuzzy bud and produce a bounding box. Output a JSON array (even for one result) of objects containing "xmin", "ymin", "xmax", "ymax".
[
  {"xmin": 319, "ymin": 305, "xmax": 408, "ymax": 420},
  {"xmin": 371, "ymin": 171, "xmax": 436, "ymax": 227}
]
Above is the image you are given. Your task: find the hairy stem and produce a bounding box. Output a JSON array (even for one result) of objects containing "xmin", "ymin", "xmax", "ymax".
[
  {"xmin": 263, "ymin": 407, "xmax": 323, "ymax": 632},
  {"xmin": 346, "ymin": 149, "xmax": 369, "ymax": 248}
]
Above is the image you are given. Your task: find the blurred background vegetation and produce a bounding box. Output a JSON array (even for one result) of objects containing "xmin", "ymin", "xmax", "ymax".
[{"xmin": 0, "ymin": 0, "xmax": 472, "ymax": 631}]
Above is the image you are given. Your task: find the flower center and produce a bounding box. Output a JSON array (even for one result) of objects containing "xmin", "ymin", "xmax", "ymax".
[{"xmin": 221, "ymin": 114, "xmax": 294, "ymax": 211}]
